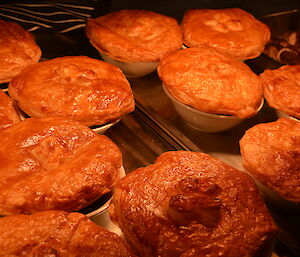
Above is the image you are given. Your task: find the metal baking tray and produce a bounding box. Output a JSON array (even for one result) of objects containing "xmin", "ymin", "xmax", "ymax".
[{"xmin": 1, "ymin": 8, "xmax": 299, "ymax": 257}]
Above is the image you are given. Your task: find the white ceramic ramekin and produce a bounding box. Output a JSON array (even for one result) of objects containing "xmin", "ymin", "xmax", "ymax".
[
  {"xmin": 100, "ymin": 53, "xmax": 158, "ymax": 78},
  {"xmin": 276, "ymin": 109, "xmax": 300, "ymax": 122},
  {"xmin": 252, "ymin": 177, "xmax": 300, "ymax": 213},
  {"xmin": 91, "ymin": 119, "xmax": 120, "ymax": 134},
  {"xmin": 163, "ymin": 84, "xmax": 264, "ymax": 133}
]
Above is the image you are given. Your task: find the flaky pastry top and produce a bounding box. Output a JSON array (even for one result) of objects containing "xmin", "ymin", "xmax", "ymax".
[
  {"xmin": 181, "ymin": 8, "xmax": 271, "ymax": 60},
  {"xmin": 110, "ymin": 151, "xmax": 276, "ymax": 257},
  {"xmin": 157, "ymin": 46, "xmax": 263, "ymax": 118},
  {"xmin": 0, "ymin": 20, "xmax": 41, "ymax": 83},
  {"xmin": 240, "ymin": 118, "xmax": 300, "ymax": 202},
  {"xmin": 0, "ymin": 210, "xmax": 136, "ymax": 257},
  {"xmin": 260, "ymin": 65, "xmax": 300, "ymax": 119},
  {"xmin": 0, "ymin": 117, "xmax": 122, "ymax": 215},
  {"xmin": 0, "ymin": 91, "xmax": 20, "ymax": 130},
  {"xmin": 86, "ymin": 9, "xmax": 183, "ymax": 62},
  {"xmin": 8, "ymin": 56, "xmax": 134, "ymax": 126}
]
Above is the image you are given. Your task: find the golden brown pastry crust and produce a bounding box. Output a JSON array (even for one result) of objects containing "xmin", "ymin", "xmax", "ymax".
[
  {"xmin": 240, "ymin": 118, "xmax": 300, "ymax": 202},
  {"xmin": 8, "ymin": 56, "xmax": 134, "ymax": 126},
  {"xmin": 0, "ymin": 91, "xmax": 20, "ymax": 130},
  {"xmin": 260, "ymin": 65, "xmax": 300, "ymax": 119},
  {"xmin": 157, "ymin": 46, "xmax": 263, "ymax": 118},
  {"xmin": 181, "ymin": 8, "xmax": 271, "ymax": 60},
  {"xmin": 86, "ymin": 9, "xmax": 183, "ymax": 62},
  {"xmin": 110, "ymin": 151, "xmax": 277, "ymax": 257},
  {"xmin": 0, "ymin": 117, "xmax": 122, "ymax": 216},
  {"xmin": 0, "ymin": 20, "xmax": 41, "ymax": 83},
  {"xmin": 0, "ymin": 210, "xmax": 136, "ymax": 257}
]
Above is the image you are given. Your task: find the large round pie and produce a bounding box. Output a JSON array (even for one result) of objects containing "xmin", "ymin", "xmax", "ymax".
[
  {"xmin": 260, "ymin": 64, "xmax": 300, "ymax": 119},
  {"xmin": 86, "ymin": 9, "xmax": 183, "ymax": 63},
  {"xmin": 0, "ymin": 19, "xmax": 41, "ymax": 83},
  {"xmin": 0, "ymin": 117, "xmax": 122, "ymax": 216},
  {"xmin": 110, "ymin": 151, "xmax": 277, "ymax": 257},
  {"xmin": 8, "ymin": 56, "xmax": 134, "ymax": 126},
  {"xmin": 240, "ymin": 118, "xmax": 300, "ymax": 203},
  {"xmin": 0, "ymin": 210, "xmax": 136, "ymax": 257},
  {"xmin": 157, "ymin": 46, "xmax": 263, "ymax": 118},
  {"xmin": 181, "ymin": 8, "xmax": 270, "ymax": 60}
]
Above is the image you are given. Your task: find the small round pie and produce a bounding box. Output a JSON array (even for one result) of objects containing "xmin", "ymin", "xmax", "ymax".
[
  {"xmin": 0, "ymin": 117, "xmax": 123, "ymax": 216},
  {"xmin": 86, "ymin": 9, "xmax": 183, "ymax": 63},
  {"xmin": 110, "ymin": 151, "xmax": 277, "ymax": 257},
  {"xmin": 8, "ymin": 56, "xmax": 134, "ymax": 127},
  {"xmin": 0, "ymin": 210, "xmax": 136, "ymax": 257},
  {"xmin": 240, "ymin": 118, "xmax": 300, "ymax": 203},
  {"xmin": 181, "ymin": 8, "xmax": 271, "ymax": 60},
  {"xmin": 260, "ymin": 64, "xmax": 300, "ymax": 119},
  {"xmin": 0, "ymin": 19, "xmax": 41, "ymax": 83},
  {"xmin": 157, "ymin": 46, "xmax": 263, "ymax": 118},
  {"xmin": 0, "ymin": 90, "xmax": 20, "ymax": 130}
]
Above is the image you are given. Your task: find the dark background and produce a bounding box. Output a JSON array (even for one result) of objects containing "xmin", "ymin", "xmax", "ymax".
[
  {"xmin": 2, "ymin": 0, "xmax": 300, "ymax": 18},
  {"xmin": 97, "ymin": 0, "xmax": 300, "ymax": 18}
]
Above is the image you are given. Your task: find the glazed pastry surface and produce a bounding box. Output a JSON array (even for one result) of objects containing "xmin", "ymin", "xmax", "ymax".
[
  {"xmin": 157, "ymin": 46, "xmax": 263, "ymax": 118},
  {"xmin": 86, "ymin": 9, "xmax": 183, "ymax": 62},
  {"xmin": 181, "ymin": 8, "xmax": 271, "ymax": 60},
  {"xmin": 110, "ymin": 151, "xmax": 277, "ymax": 257},
  {"xmin": 260, "ymin": 64, "xmax": 300, "ymax": 119},
  {"xmin": 0, "ymin": 210, "xmax": 136, "ymax": 257},
  {"xmin": 0, "ymin": 20, "xmax": 41, "ymax": 83},
  {"xmin": 0, "ymin": 117, "xmax": 122, "ymax": 215},
  {"xmin": 8, "ymin": 56, "xmax": 134, "ymax": 126},
  {"xmin": 0, "ymin": 91, "xmax": 20, "ymax": 130},
  {"xmin": 240, "ymin": 118, "xmax": 300, "ymax": 202}
]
